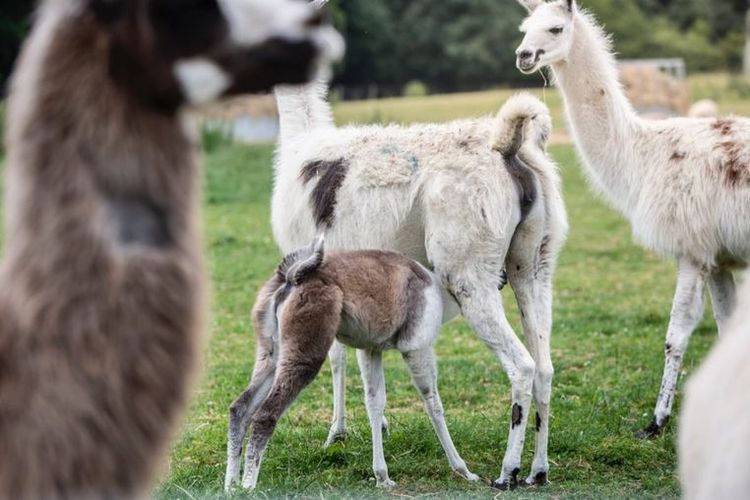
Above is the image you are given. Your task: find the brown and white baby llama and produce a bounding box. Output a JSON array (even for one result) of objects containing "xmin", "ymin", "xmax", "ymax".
[
  {"xmin": 0, "ymin": 0, "xmax": 341, "ymax": 497},
  {"xmin": 225, "ymin": 238, "xmax": 479, "ymax": 490}
]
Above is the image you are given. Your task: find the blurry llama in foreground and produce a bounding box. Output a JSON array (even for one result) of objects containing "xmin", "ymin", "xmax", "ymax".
[
  {"xmin": 680, "ymin": 274, "xmax": 750, "ymax": 499},
  {"xmin": 0, "ymin": 0, "xmax": 341, "ymax": 497}
]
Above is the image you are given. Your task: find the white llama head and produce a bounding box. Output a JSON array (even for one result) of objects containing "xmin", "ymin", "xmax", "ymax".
[{"xmin": 515, "ymin": 0, "xmax": 576, "ymax": 74}]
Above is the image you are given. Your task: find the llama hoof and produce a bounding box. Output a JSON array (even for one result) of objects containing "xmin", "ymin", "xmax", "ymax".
[
  {"xmin": 323, "ymin": 428, "xmax": 347, "ymax": 447},
  {"xmin": 635, "ymin": 417, "xmax": 666, "ymax": 440},
  {"xmin": 522, "ymin": 471, "xmax": 548, "ymax": 487},
  {"xmin": 376, "ymin": 478, "xmax": 396, "ymax": 489},
  {"xmin": 491, "ymin": 467, "xmax": 520, "ymax": 491},
  {"xmin": 453, "ymin": 464, "xmax": 480, "ymax": 482}
]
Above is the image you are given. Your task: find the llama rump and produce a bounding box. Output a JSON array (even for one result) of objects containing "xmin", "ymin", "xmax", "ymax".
[
  {"xmin": 0, "ymin": 0, "xmax": 341, "ymax": 497},
  {"xmin": 225, "ymin": 238, "xmax": 479, "ymax": 490}
]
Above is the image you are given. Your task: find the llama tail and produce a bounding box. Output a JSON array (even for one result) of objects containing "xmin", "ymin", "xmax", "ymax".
[
  {"xmin": 277, "ymin": 235, "xmax": 326, "ymax": 286},
  {"xmin": 491, "ymin": 92, "xmax": 551, "ymax": 156}
]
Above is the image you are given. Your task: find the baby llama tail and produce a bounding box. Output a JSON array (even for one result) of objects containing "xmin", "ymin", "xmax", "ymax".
[
  {"xmin": 277, "ymin": 235, "xmax": 326, "ymax": 286},
  {"xmin": 491, "ymin": 92, "xmax": 551, "ymax": 156}
]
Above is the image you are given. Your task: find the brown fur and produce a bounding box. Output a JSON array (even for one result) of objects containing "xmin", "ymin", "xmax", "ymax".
[
  {"xmin": 227, "ymin": 249, "xmax": 436, "ymax": 488},
  {"xmin": 0, "ymin": 1, "xmax": 327, "ymax": 497}
]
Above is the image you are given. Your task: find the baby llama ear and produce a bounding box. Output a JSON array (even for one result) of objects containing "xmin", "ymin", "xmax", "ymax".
[
  {"xmin": 312, "ymin": 234, "xmax": 325, "ymax": 255},
  {"xmin": 517, "ymin": 0, "xmax": 544, "ymax": 13}
]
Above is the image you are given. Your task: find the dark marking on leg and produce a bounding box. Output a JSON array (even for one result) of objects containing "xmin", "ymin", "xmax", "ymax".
[
  {"xmin": 106, "ymin": 196, "xmax": 171, "ymax": 247},
  {"xmin": 498, "ymin": 268, "xmax": 508, "ymax": 290},
  {"xmin": 635, "ymin": 416, "xmax": 667, "ymax": 440},
  {"xmin": 491, "ymin": 470, "xmax": 520, "ymax": 492},
  {"xmin": 504, "ymin": 153, "xmax": 538, "ymax": 223},
  {"xmin": 533, "ymin": 471, "xmax": 548, "ymax": 485},
  {"xmin": 299, "ymin": 159, "xmax": 348, "ymax": 227},
  {"xmin": 535, "ymin": 411, "xmax": 541, "ymax": 432},
  {"xmin": 511, "ymin": 403, "xmax": 523, "ymax": 429}
]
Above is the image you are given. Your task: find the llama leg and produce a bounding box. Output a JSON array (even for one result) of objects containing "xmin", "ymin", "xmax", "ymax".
[
  {"xmin": 637, "ymin": 260, "xmax": 707, "ymax": 439},
  {"xmin": 226, "ymin": 288, "xmax": 279, "ymax": 490},
  {"xmin": 449, "ymin": 279, "xmax": 535, "ymax": 490},
  {"xmin": 507, "ymin": 230, "xmax": 558, "ymax": 487},
  {"xmin": 225, "ymin": 364, "xmax": 276, "ymax": 491},
  {"xmin": 708, "ymin": 269, "xmax": 736, "ymax": 336},
  {"xmin": 324, "ymin": 340, "xmax": 348, "ymax": 446},
  {"xmin": 356, "ymin": 349, "xmax": 394, "ymax": 488},
  {"xmin": 401, "ymin": 347, "xmax": 479, "ymax": 481},
  {"xmin": 241, "ymin": 353, "xmax": 328, "ymax": 489},
  {"xmin": 242, "ymin": 285, "xmax": 342, "ymax": 489}
]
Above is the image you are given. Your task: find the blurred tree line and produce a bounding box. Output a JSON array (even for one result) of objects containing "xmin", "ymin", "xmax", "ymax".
[{"xmin": 0, "ymin": 0, "xmax": 747, "ymax": 96}]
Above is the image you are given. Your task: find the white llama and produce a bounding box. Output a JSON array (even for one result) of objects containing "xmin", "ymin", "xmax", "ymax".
[
  {"xmin": 515, "ymin": 0, "xmax": 750, "ymax": 437},
  {"xmin": 270, "ymin": 83, "xmax": 568, "ymax": 488},
  {"xmin": 679, "ymin": 276, "xmax": 750, "ymax": 499}
]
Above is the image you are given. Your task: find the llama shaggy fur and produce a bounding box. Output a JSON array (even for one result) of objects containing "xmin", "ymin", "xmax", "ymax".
[
  {"xmin": 271, "ymin": 83, "xmax": 568, "ymax": 487},
  {"xmin": 0, "ymin": 0, "xmax": 340, "ymax": 497},
  {"xmin": 679, "ymin": 275, "xmax": 750, "ymax": 499},
  {"xmin": 516, "ymin": 0, "xmax": 750, "ymax": 437},
  {"xmin": 225, "ymin": 239, "xmax": 479, "ymax": 490}
]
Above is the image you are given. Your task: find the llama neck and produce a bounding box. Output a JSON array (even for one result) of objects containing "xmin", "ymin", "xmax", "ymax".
[
  {"xmin": 3, "ymin": 12, "xmax": 199, "ymax": 276},
  {"xmin": 274, "ymin": 81, "xmax": 335, "ymax": 145},
  {"xmin": 552, "ymin": 12, "xmax": 645, "ymax": 215}
]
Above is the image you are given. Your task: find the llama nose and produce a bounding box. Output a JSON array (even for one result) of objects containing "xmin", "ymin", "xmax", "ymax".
[{"xmin": 517, "ymin": 50, "xmax": 533, "ymax": 61}]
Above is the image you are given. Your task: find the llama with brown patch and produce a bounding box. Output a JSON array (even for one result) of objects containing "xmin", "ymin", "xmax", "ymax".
[
  {"xmin": 225, "ymin": 238, "xmax": 480, "ymax": 490},
  {"xmin": 0, "ymin": 0, "xmax": 341, "ymax": 497},
  {"xmin": 272, "ymin": 85, "xmax": 568, "ymax": 488},
  {"xmin": 515, "ymin": 0, "xmax": 750, "ymax": 438}
]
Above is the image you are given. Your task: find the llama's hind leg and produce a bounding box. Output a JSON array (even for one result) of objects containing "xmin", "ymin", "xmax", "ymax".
[
  {"xmin": 638, "ymin": 259, "xmax": 707, "ymax": 439},
  {"xmin": 226, "ymin": 293, "xmax": 279, "ymax": 491},
  {"xmin": 708, "ymin": 269, "xmax": 736, "ymax": 335},
  {"xmin": 445, "ymin": 275, "xmax": 535, "ymax": 490},
  {"xmin": 324, "ymin": 340, "xmax": 348, "ymax": 447},
  {"xmin": 356, "ymin": 349, "xmax": 394, "ymax": 488},
  {"xmin": 507, "ymin": 231, "xmax": 558, "ymax": 486},
  {"xmin": 225, "ymin": 362, "xmax": 276, "ymax": 491},
  {"xmin": 242, "ymin": 287, "xmax": 342, "ymax": 489},
  {"xmin": 401, "ymin": 347, "xmax": 479, "ymax": 481}
]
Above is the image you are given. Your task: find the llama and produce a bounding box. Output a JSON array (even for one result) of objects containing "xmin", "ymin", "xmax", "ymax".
[
  {"xmin": 0, "ymin": 0, "xmax": 341, "ymax": 497},
  {"xmin": 270, "ymin": 84, "xmax": 568, "ymax": 488},
  {"xmin": 679, "ymin": 276, "xmax": 750, "ymax": 499},
  {"xmin": 225, "ymin": 238, "xmax": 480, "ymax": 490},
  {"xmin": 515, "ymin": 0, "xmax": 750, "ymax": 438}
]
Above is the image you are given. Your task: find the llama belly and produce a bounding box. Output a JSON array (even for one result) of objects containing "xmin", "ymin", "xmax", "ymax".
[{"xmin": 336, "ymin": 314, "xmax": 396, "ymax": 351}]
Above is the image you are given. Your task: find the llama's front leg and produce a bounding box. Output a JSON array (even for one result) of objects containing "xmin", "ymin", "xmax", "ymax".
[
  {"xmin": 402, "ymin": 347, "xmax": 479, "ymax": 482},
  {"xmin": 324, "ymin": 340, "xmax": 348, "ymax": 446},
  {"xmin": 356, "ymin": 349, "xmax": 394, "ymax": 488},
  {"xmin": 708, "ymin": 269, "xmax": 736, "ymax": 335},
  {"xmin": 225, "ymin": 366, "xmax": 275, "ymax": 491},
  {"xmin": 637, "ymin": 260, "xmax": 706, "ymax": 439},
  {"xmin": 452, "ymin": 282, "xmax": 535, "ymax": 490},
  {"xmin": 242, "ymin": 353, "xmax": 329, "ymax": 489}
]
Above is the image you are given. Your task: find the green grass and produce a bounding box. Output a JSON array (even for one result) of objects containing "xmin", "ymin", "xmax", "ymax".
[{"xmin": 153, "ymin": 142, "xmax": 717, "ymax": 499}]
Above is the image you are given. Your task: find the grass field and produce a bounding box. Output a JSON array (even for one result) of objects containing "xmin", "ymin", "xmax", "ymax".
[{"xmin": 152, "ymin": 141, "xmax": 718, "ymax": 499}]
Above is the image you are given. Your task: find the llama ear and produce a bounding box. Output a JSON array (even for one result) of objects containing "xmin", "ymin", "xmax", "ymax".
[
  {"xmin": 566, "ymin": 0, "xmax": 576, "ymax": 12},
  {"xmin": 517, "ymin": 0, "xmax": 543, "ymax": 13}
]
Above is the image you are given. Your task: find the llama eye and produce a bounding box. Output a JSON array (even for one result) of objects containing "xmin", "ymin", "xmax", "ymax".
[{"xmin": 549, "ymin": 27, "xmax": 564, "ymax": 34}]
